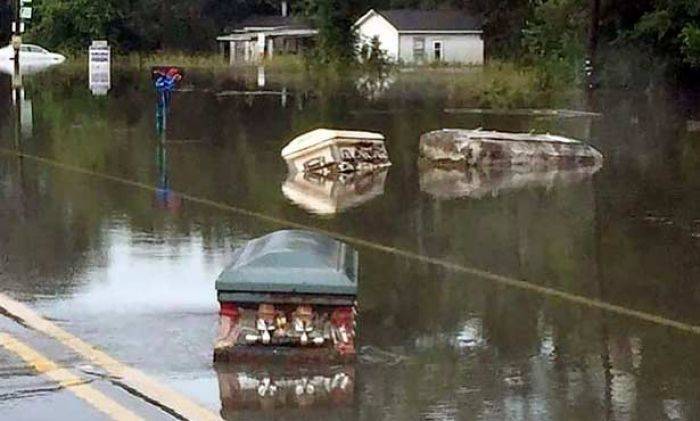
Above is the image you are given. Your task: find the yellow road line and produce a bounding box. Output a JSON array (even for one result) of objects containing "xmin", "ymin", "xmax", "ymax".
[
  {"xmin": 0, "ymin": 332, "xmax": 143, "ymax": 421},
  {"xmin": 0, "ymin": 295, "xmax": 221, "ymax": 421},
  {"xmin": 2, "ymin": 148, "xmax": 700, "ymax": 338}
]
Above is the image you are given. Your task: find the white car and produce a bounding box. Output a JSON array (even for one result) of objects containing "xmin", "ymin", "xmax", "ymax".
[{"xmin": 0, "ymin": 44, "xmax": 66, "ymax": 74}]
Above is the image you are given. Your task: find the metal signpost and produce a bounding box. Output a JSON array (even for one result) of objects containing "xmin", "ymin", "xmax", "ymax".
[
  {"xmin": 11, "ymin": 0, "xmax": 32, "ymax": 152},
  {"xmin": 12, "ymin": 0, "xmax": 31, "ymax": 82}
]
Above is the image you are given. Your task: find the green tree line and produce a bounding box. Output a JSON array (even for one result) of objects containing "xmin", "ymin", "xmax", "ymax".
[{"xmin": 0, "ymin": 0, "xmax": 698, "ymax": 78}]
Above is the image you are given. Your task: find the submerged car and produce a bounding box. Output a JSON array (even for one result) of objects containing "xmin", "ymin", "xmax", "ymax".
[
  {"xmin": 214, "ymin": 230, "xmax": 358, "ymax": 361},
  {"xmin": 0, "ymin": 44, "xmax": 66, "ymax": 74}
]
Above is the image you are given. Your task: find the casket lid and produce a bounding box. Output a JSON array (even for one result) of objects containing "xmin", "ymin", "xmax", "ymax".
[
  {"xmin": 216, "ymin": 230, "xmax": 358, "ymax": 296},
  {"xmin": 281, "ymin": 128, "xmax": 384, "ymax": 158}
]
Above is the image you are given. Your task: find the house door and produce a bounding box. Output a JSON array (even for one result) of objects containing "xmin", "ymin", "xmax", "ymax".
[{"xmin": 433, "ymin": 41, "xmax": 442, "ymax": 61}]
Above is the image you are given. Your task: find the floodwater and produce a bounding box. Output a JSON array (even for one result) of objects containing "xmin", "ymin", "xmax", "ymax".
[{"xmin": 1, "ymin": 65, "xmax": 700, "ymax": 420}]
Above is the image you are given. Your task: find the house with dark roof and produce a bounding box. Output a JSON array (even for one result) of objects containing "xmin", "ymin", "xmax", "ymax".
[
  {"xmin": 217, "ymin": 2, "xmax": 317, "ymax": 63},
  {"xmin": 354, "ymin": 9, "xmax": 484, "ymax": 64}
]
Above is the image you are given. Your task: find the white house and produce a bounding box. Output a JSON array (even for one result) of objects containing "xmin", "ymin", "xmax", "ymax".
[{"xmin": 354, "ymin": 9, "xmax": 484, "ymax": 65}]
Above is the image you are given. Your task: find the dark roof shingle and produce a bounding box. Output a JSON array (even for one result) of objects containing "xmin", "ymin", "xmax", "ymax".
[{"xmin": 377, "ymin": 9, "xmax": 481, "ymax": 31}]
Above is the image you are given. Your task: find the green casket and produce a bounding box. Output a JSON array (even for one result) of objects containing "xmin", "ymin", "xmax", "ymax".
[{"xmin": 214, "ymin": 230, "xmax": 358, "ymax": 361}]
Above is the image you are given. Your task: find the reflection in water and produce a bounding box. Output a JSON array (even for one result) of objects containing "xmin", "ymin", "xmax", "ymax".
[
  {"xmin": 355, "ymin": 73, "xmax": 395, "ymax": 101},
  {"xmin": 282, "ymin": 170, "xmax": 388, "ymax": 215},
  {"xmin": 419, "ymin": 164, "xmax": 601, "ymax": 199},
  {"xmin": 216, "ymin": 363, "xmax": 354, "ymax": 415},
  {"xmin": 0, "ymin": 61, "xmax": 61, "ymax": 76},
  {"xmin": 45, "ymin": 225, "xmax": 219, "ymax": 315},
  {"xmin": 11, "ymin": 88, "xmax": 32, "ymax": 139},
  {"xmin": 257, "ymin": 66, "xmax": 265, "ymax": 88},
  {"xmin": 154, "ymin": 140, "xmax": 181, "ymax": 211},
  {"xmin": 154, "ymin": 75, "xmax": 182, "ymax": 212},
  {"xmin": 1, "ymin": 69, "xmax": 700, "ymax": 419},
  {"xmin": 414, "ymin": 317, "xmax": 485, "ymax": 351}
]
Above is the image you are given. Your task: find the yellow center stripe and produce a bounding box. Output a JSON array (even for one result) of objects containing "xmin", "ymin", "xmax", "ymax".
[
  {"xmin": 0, "ymin": 295, "xmax": 221, "ymax": 421},
  {"xmin": 0, "ymin": 148, "xmax": 699, "ymax": 336},
  {"xmin": 0, "ymin": 332, "xmax": 143, "ymax": 421}
]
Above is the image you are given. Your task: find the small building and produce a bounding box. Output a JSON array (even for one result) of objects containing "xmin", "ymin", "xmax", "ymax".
[
  {"xmin": 354, "ymin": 9, "xmax": 484, "ymax": 65},
  {"xmin": 217, "ymin": 5, "xmax": 317, "ymax": 64}
]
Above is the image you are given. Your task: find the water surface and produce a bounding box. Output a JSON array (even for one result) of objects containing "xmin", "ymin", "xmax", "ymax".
[{"xmin": 1, "ymin": 66, "xmax": 700, "ymax": 420}]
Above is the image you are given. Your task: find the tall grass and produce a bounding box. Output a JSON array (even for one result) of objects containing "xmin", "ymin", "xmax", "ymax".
[
  {"xmin": 61, "ymin": 51, "xmax": 308, "ymax": 72},
  {"xmin": 400, "ymin": 59, "xmax": 579, "ymax": 108},
  {"xmin": 54, "ymin": 51, "xmax": 578, "ymax": 107}
]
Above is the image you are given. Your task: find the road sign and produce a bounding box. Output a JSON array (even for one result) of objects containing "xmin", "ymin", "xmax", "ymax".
[
  {"xmin": 20, "ymin": 7, "xmax": 32, "ymax": 20},
  {"xmin": 89, "ymin": 41, "xmax": 111, "ymax": 96},
  {"xmin": 11, "ymin": 22, "xmax": 25, "ymax": 33}
]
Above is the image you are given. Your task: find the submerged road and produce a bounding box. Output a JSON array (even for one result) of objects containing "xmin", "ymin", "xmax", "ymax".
[
  {"xmin": 2, "ymin": 148, "xmax": 700, "ymax": 336},
  {"xmin": 0, "ymin": 332, "xmax": 143, "ymax": 420},
  {"xmin": 4, "ymin": 67, "xmax": 700, "ymax": 419},
  {"xmin": 1, "ymin": 147, "xmax": 700, "ymax": 418},
  {"xmin": 0, "ymin": 293, "xmax": 221, "ymax": 421}
]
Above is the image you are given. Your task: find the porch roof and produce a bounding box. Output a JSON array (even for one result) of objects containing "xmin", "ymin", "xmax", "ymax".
[{"xmin": 217, "ymin": 28, "xmax": 318, "ymax": 42}]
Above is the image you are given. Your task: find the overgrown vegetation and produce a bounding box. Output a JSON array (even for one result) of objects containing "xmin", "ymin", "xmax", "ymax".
[
  {"xmin": 301, "ymin": 0, "xmax": 358, "ymax": 66},
  {"xmin": 358, "ymin": 36, "xmax": 393, "ymax": 73},
  {"xmin": 1, "ymin": 0, "xmax": 698, "ymax": 85},
  {"xmin": 14, "ymin": 0, "xmax": 281, "ymax": 52},
  {"xmin": 517, "ymin": 0, "xmax": 700, "ymax": 86}
]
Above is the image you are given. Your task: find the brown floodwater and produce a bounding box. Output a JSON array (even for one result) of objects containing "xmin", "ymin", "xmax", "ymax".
[{"xmin": 1, "ymin": 65, "xmax": 700, "ymax": 420}]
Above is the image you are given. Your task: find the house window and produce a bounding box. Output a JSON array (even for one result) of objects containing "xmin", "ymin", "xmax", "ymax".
[
  {"xmin": 413, "ymin": 37, "xmax": 425, "ymax": 61},
  {"xmin": 433, "ymin": 41, "xmax": 443, "ymax": 61}
]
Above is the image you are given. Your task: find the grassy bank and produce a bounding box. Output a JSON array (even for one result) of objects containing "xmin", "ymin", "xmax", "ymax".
[
  {"xmin": 62, "ymin": 52, "xmax": 308, "ymax": 72},
  {"xmin": 56, "ymin": 52, "xmax": 578, "ymax": 108},
  {"xmin": 392, "ymin": 60, "xmax": 578, "ymax": 108}
]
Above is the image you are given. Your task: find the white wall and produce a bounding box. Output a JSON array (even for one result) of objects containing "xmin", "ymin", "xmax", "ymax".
[
  {"xmin": 398, "ymin": 33, "xmax": 484, "ymax": 64},
  {"xmin": 356, "ymin": 13, "xmax": 399, "ymax": 60}
]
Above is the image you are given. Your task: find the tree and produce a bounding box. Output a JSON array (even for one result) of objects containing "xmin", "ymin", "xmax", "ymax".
[
  {"xmin": 680, "ymin": 24, "xmax": 700, "ymax": 67},
  {"xmin": 0, "ymin": 0, "xmax": 11, "ymax": 45},
  {"xmin": 522, "ymin": 0, "xmax": 588, "ymax": 63},
  {"xmin": 28, "ymin": 0, "xmax": 121, "ymax": 51},
  {"xmin": 26, "ymin": 0, "xmax": 278, "ymax": 53},
  {"xmin": 625, "ymin": 1, "xmax": 700, "ymax": 69},
  {"xmin": 459, "ymin": 0, "xmax": 531, "ymax": 58},
  {"xmin": 303, "ymin": 0, "xmax": 358, "ymax": 65}
]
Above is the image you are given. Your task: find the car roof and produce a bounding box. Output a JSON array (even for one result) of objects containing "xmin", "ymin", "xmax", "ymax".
[{"xmin": 3, "ymin": 43, "xmax": 47, "ymax": 48}]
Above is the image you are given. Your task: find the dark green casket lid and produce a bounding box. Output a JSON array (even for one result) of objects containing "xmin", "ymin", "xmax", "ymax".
[{"xmin": 215, "ymin": 230, "xmax": 358, "ymax": 296}]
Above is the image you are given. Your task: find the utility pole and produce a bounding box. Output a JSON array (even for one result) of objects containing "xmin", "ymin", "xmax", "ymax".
[
  {"xmin": 11, "ymin": 0, "xmax": 22, "ymax": 154},
  {"xmin": 12, "ymin": 0, "xmax": 20, "ymax": 76},
  {"xmin": 14, "ymin": 86, "xmax": 21, "ymax": 148}
]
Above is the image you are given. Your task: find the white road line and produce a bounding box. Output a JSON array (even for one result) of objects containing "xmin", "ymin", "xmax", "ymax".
[
  {"xmin": 0, "ymin": 332, "xmax": 144, "ymax": 421},
  {"xmin": 0, "ymin": 294, "xmax": 221, "ymax": 421}
]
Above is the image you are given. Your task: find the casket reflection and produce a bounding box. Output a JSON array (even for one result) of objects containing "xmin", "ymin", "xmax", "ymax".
[
  {"xmin": 419, "ymin": 164, "xmax": 601, "ymax": 199},
  {"xmin": 282, "ymin": 170, "xmax": 388, "ymax": 215},
  {"xmin": 216, "ymin": 363, "xmax": 354, "ymax": 414}
]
